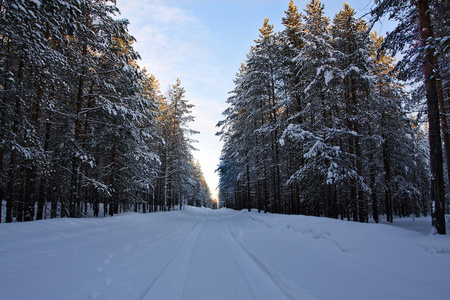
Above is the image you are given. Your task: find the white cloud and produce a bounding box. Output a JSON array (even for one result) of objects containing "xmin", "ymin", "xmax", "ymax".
[
  {"xmin": 116, "ymin": 0, "xmax": 228, "ymax": 199},
  {"xmin": 118, "ymin": 0, "xmax": 196, "ymax": 24},
  {"xmin": 117, "ymin": 0, "xmax": 213, "ymax": 83}
]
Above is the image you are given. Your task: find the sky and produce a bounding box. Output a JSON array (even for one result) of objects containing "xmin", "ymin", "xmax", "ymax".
[{"xmin": 114, "ymin": 0, "xmax": 394, "ymax": 200}]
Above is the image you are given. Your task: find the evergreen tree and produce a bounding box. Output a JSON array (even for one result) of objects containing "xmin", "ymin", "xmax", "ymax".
[
  {"xmin": 159, "ymin": 79, "xmax": 199, "ymax": 211},
  {"xmin": 218, "ymin": 0, "xmax": 430, "ymax": 225},
  {"xmin": 371, "ymin": 0, "xmax": 446, "ymax": 234},
  {"xmin": 282, "ymin": 0, "xmax": 342, "ymax": 217},
  {"xmin": 0, "ymin": 0, "xmax": 208, "ymax": 222}
]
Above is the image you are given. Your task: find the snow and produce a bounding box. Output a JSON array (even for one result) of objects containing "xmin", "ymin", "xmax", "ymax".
[
  {"xmin": 1, "ymin": 207, "xmax": 449, "ymax": 299},
  {"xmin": 30, "ymin": 0, "xmax": 41, "ymax": 7},
  {"xmin": 324, "ymin": 70, "xmax": 333, "ymax": 85}
]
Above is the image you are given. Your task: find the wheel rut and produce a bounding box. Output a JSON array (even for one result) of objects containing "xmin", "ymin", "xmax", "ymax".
[
  {"xmin": 219, "ymin": 219, "xmax": 295, "ymax": 300},
  {"xmin": 140, "ymin": 211, "xmax": 299, "ymax": 300},
  {"xmin": 139, "ymin": 221, "xmax": 202, "ymax": 300}
]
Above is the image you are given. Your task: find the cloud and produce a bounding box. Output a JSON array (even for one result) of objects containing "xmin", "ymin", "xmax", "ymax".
[
  {"xmin": 116, "ymin": 0, "xmax": 227, "ymax": 199},
  {"xmin": 117, "ymin": 0, "xmax": 214, "ymax": 88},
  {"xmin": 118, "ymin": 0, "xmax": 196, "ymax": 24}
]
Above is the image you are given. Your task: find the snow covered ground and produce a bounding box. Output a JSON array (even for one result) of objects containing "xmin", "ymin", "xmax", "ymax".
[{"xmin": 0, "ymin": 207, "xmax": 449, "ymax": 300}]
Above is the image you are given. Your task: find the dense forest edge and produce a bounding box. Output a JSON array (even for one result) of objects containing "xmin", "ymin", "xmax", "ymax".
[
  {"xmin": 216, "ymin": 0, "xmax": 449, "ymax": 234},
  {"xmin": 0, "ymin": 0, "xmax": 213, "ymax": 223},
  {"xmin": 1, "ymin": 0, "xmax": 449, "ymax": 236}
]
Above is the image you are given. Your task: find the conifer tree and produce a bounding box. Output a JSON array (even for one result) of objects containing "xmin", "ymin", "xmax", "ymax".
[
  {"xmin": 282, "ymin": 0, "xmax": 341, "ymax": 217},
  {"xmin": 218, "ymin": 0, "xmax": 430, "ymax": 224},
  {"xmin": 1, "ymin": 0, "xmax": 201, "ymax": 221},
  {"xmin": 371, "ymin": 0, "xmax": 446, "ymax": 234},
  {"xmin": 158, "ymin": 79, "xmax": 199, "ymax": 211}
]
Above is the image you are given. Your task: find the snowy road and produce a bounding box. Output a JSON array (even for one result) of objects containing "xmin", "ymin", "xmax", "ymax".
[
  {"xmin": 1, "ymin": 207, "xmax": 450, "ymax": 299},
  {"xmin": 138, "ymin": 213, "xmax": 294, "ymax": 300}
]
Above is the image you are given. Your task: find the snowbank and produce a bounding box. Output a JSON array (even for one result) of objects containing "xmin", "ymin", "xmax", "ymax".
[{"xmin": 0, "ymin": 208, "xmax": 449, "ymax": 299}]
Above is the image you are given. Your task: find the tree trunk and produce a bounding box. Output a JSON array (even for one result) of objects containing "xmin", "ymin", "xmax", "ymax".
[
  {"xmin": 436, "ymin": 70, "xmax": 450, "ymax": 188},
  {"xmin": 23, "ymin": 166, "xmax": 35, "ymax": 222},
  {"xmin": 418, "ymin": 0, "xmax": 446, "ymax": 234},
  {"xmin": 6, "ymin": 56, "xmax": 25, "ymax": 223},
  {"xmin": 0, "ymin": 95, "xmax": 4, "ymax": 223},
  {"xmin": 0, "ymin": 88, "xmax": 5, "ymax": 222},
  {"xmin": 356, "ymin": 135, "xmax": 367, "ymax": 223},
  {"xmin": 109, "ymin": 144, "xmax": 116, "ymax": 217},
  {"xmin": 246, "ymin": 158, "xmax": 251, "ymax": 212},
  {"xmin": 370, "ymin": 165, "xmax": 379, "ymax": 223},
  {"xmin": 383, "ymin": 137, "xmax": 393, "ymax": 223},
  {"xmin": 32, "ymin": 80, "xmax": 44, "ymax": 221},
  {"xmin": 1, "ymin": 35, "xmax": 11, "ymax": 223},
  {"xmin": 255, "ymin": 131, "xmax": 261, "ymax": 213}
]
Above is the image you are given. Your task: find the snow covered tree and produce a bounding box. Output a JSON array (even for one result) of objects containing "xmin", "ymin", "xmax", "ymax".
[
  {"xmin": 218, "ymin": 16, "xmax": 293, "ymax": 213},
  {"xmin": 1, "ymin": 0, "xmax": 192, "ymax": 222},
  {"xmin": 190, "ymin": 160, "xmax": 212, "ymax": 208},
  {"xmin": 330, "ymin": 3, "xmax": 377, "ymax": 222},
  {"xmin": 218, "ymin": 0, "xmax": 430, "ymax": 224},
  {"xmin": 371, "ymin": 0, "xmax": 446, "ymax": 233},
  {"xmin": 282, "ymin": 0, "xmax": 304, "ymax": 51},
  {"xmin": 282, "ymin": 0, "xmax": 344, "ymax": 218},
  {"xmin": 0, "ymin": 0, "xmax": 79, "ymax": 221},
  {"xmin": 157, "ymin": 79, "xmax": 200, "ymax": 211},
  {"xmin": 217, "ymin": 63, "xmax": 249, "ymax": 211},
  {"xmin": 369, "ymin": 32, "xmax": 429, "ymax": 222}
]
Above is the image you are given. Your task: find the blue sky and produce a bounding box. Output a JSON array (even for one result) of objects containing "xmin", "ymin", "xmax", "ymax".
[{"xmin": 114, "ymin": 0, "xmax": 394, "ymax": 200}]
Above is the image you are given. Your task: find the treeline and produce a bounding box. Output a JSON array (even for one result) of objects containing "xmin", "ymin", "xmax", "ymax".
[
  {"xmin": 217, "ymin": 0, "xmax": 449, "ymax": 227},
  {"xmin": 0, "ymin": 0, "xmax": 212, "ymax": 222}
]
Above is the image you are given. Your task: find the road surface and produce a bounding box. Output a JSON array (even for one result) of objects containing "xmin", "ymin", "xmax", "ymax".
[{"xmin": 1, "ymin": 206, "xmax": 449, "ymax": 299}]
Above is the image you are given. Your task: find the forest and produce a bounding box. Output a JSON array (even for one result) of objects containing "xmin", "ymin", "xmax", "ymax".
[
  {"xmin": 0, "ymin": 0, "xmax": 212, "ymax": 223},
  {"xmin": 1, "ymin": 0, "xmax": 449, "ymax": 236},
  {"xmin": 216, "ymin": 0, "xmax": 449, "ymax": 233},
  {"xmin": 1, "ymin": 2, "xmax": 449, "ymax": 297}
]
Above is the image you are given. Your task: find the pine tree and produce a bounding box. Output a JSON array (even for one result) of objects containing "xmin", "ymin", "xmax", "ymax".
[
  {"xmin": 217, "ymin": 64, "xmax": 249, "ymax": 211},
  {"xmin": 282, "ymin": 0, "xmax": 341, "ymax": 217},
  {"xmin": 330, "ymin": 3, "xmax": 377, "ymax": 222},
  {"xmin": 0, "ymin": 0, "xmax": 171, "ymax": 221},
  {"xmin": 371, "ymin": 0, "xmax": 446, "ymax": 234},
  {"xmin": 218, "ymin": 0, "xmax": 430, "ymax": 224},
  {"xmin": 158, "ymin": 79, "xmax": 199, "ymax": 211}
]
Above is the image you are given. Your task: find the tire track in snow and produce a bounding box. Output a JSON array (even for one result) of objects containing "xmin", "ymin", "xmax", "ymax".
[
  {"xmin": 219, "ymin": 219, "xmax": 296, "ymax": 300},
  {"xmin": 139, "ymin": 221, "xmax": 202, "ymax": 300},
  {"xmin": 223, "ymin": 217, "xmax": 318, "ymax": 300},
  {"xmin": 180, "ymin": 227, "xmax": 201, "ymax": 299}
]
